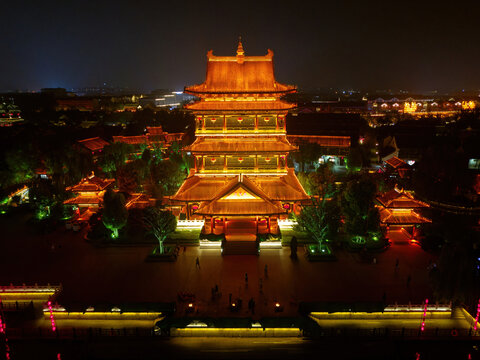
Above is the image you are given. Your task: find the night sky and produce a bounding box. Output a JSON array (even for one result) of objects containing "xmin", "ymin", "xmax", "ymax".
[{"xmin": 2, "ymin": 0, "xmax": 480, "ymax": 93}]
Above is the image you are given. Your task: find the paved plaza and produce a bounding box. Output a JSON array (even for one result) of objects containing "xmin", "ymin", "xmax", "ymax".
[{"xmin": 0, "ymin": 213, "xmax": 436, "ymax": 318}]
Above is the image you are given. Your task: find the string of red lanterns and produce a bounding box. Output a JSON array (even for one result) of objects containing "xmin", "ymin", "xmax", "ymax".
[
  {"xmin": 0, "ymin": 295, "xmax": 11, "ymax": 360},
  {"xmin": 473, "ymin": 298, "xmax": 480, "ymax": 332},
  {"xmin": 420, "ymin": 298, "xmax": 428, "ymax": 332},
  {"xmin": 47, "ymin": 301, "xmax": 57, "ymax": 332}
]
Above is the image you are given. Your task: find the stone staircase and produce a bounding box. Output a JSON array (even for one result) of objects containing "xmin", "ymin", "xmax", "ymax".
[{"xmin": 222, "ymin": 240, "xmax": 259, "ymax": 255}]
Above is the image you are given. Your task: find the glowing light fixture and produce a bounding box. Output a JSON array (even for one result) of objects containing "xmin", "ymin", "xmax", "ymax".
[
  {"xmin": 420, "ymin": 298, "xmax": 428, "ymax": 332},
  {"xmin": 473, "ymin": 298, "xmax": 480, "ymax": 331},
  {"xmin": 47, "ymin": 301, "xmax": 57, "ymax": 332}
]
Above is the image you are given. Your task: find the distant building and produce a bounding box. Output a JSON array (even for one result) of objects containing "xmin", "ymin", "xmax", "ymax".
[
  {"xmin": 139, "ymin": 90, "xmax": 196, "ymax": 109},
  {"xmin": 56, "ymin": 98, "xmax": 96, "ymax": 111},
  {"xmin": 64, "ymin": 172, "xmax": 115, "ymax": 210},
  {"xmin": 112, "ymin": 126, "xmax": 185, "ymax": 153},
  {"xmin": 376, "ymin": 188, "xmax": 431, "ymax": 241},
  {"xmin": 0, "ymin": 98, "xmax": 23, "ymax": 126},
  {"xmin": 76, "ymin": 137, "xmax": 110, "ymax": 157}
]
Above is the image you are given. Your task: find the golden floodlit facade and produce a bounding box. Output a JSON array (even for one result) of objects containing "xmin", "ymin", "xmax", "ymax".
[{"xmin": 172, "ymin": 41, "xmax": 309, "ymax": 252}]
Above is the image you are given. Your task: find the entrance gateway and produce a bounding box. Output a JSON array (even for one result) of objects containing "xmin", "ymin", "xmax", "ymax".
[{"xmin": 170, "ymin": 40, "xmax": 309, "ymax": 254}]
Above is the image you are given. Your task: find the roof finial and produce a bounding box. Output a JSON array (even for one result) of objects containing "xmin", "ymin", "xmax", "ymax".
[{"xmin": 236, "ymin": 36, "xmax": 244, "ymax": 56}]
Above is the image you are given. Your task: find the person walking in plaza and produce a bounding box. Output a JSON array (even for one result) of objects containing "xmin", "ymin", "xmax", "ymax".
[
  {"xmin": 245, "ymin": 273, "xmax": 248, "ymax": 285},
  {"xmin": 196, "ymin": 257, "xmax": 200, "ymax": 269}
]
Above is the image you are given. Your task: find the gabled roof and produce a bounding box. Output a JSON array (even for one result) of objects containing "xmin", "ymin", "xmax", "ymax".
[
  {"xmin": 287, "ymin": 135, "xmax": 351, "ymax": 147},
  {"xmin": 195, "ymin": 175, "xmax": 286, "ymax": 216},
  {"xmin": 376, "ymin": 188, "xmax": 429, "ymax": 208},
  {"xmin": 171, "ymin": 175, "xmax": 232, "ymax": 202},
  {"xmin": 249, "ymin": 169, "xmax": 310, "ymax": 201},
  {"xmin": 66, "ymin": 173, "xmax": 115, "ymax": 193},
  {"xmin": 385, "ymin": 156, "xmax": 408, "ymax": 169},
  {"xmin": 171, "ymin": 169, "xmax": 309, "ymax": 203},
  {"xmin": 64, "ymin": 195, "xmax": 102, "ymax": 205},
  {"xmin": 112, "ymin": 135, "xmax": 149, "ymax": 145},
  {"xmin": 77, "ymin": 137, "xmax": 109, "ymax": 152},
  {"xmin": 184, "ymin": 41, "xmax": 296, "ymax": 96},
  {"xmin": 185, "ymin": 137, "xmax": 296, "ymax": 153},
  {"xmin": 379, "ymin": 208, "xmax": 431, "ymax": 224}
]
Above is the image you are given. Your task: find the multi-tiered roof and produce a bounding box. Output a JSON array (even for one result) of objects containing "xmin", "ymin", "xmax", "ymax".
[
  {"xmin": 184, "ymin": 41, "xmax": 296, "ymax": 112},
  {"xmin": 172, "ymin": 41, "xmax": 309, "ymax": 217}
]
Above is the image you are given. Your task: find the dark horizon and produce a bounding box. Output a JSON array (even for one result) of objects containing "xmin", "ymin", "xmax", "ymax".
[{"xmin": 3, "ymin": 0, "xmax": 480, "ymax": 93}]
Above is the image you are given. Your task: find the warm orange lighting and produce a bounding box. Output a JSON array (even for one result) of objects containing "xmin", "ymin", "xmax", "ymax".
[
  {"xmin": 404, "ymin": 102, "xmax": 417, "ymax": 113},
  {"xmin": 462, "ymin": 101, "xmax": 475, "ymax": 110},
  {"xmin": 188, "ymin": 303, "xmax": 193, "ymax": 308},
  {"xmin": 275, "ymin": 302, "xmax": 280, "ymax": 307}
]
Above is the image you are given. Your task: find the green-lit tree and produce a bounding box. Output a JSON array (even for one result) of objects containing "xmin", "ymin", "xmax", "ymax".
[
  {"xmin": 295, "ymin": 195, "xmax": 341, "ymax": 251},
  {"xmin": 98, "ymin": 143, "xmax": 134, "ymax": 176},
  {"xmin": 102, "ymin": 189, "xmax": 128, "ymax": 239},
  {"xmin": 150, "ymin": 159, "xmax": 185, "ymax": 196},
  {"xmin": 143, "ymin": 207, "xmax": 177, "ymax": 254},
  {"xmin": 346, "ymin": 147, "xmax": 363, "ymax": 171},
  {"xmin": 297, "ymin": 163, "xmax": 336, "ymax": 196}
]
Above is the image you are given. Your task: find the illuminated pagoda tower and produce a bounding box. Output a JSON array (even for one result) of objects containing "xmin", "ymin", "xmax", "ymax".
[{"xmin": 172, "ymin": 40, "xmax": 309, "ymax": 254}]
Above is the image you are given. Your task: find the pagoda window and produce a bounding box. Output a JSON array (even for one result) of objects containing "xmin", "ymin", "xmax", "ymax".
[
  {"xmin": 257, "ymin": 154, "xmax": 278, "ymax": 170},
  {"xmin": 257, "ymin": 115, "xmax": 278, "ymax": 131},
  {"xmin": 204, "ymin": 116, "xmax": 223, "ymax": 131},
  {"xmin": 226, "ymin": 115, "xmax": 255, "ymax": 132},
  {"xmin": 204, "ymin": 155, "xmax": 225, "ymax": 172},
  {"xmin": 226, "ymin": 155, "xmax": 255, "ymax": 171}
]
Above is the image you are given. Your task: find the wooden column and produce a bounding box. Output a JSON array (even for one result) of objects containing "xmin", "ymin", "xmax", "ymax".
[
  {"xmin": 223, "ymin": 155, "xmax": 227, "ymax": 171},
  {"xmin": 254, "ymin": 115, "xmax": 258, "ymax": 132},
  {"xmin": 223, "ymin": 115, "xmax": 227, "ymax": 133}
]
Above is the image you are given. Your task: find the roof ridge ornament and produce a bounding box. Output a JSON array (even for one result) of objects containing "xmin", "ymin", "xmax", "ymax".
[{"xmin": 236, "ymin": 36, "xmax": 245, "ymax": 64}]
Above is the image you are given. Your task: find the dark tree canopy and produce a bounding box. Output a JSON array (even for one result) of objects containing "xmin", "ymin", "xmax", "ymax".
[
  {"xmin": 342, "ymin": 176, "xmax": 381, "ymax": 237},
  {"xmin": 98, "ymin": 142, "xmax": 134, "ymax": 177}
]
